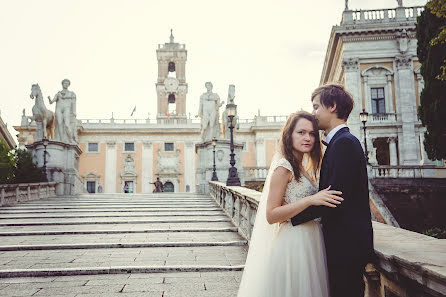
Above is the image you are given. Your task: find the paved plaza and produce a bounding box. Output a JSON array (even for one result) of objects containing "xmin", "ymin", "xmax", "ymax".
[{"xmin": 0, "ymin": 194, "xmax": 247, "ymax": 296}]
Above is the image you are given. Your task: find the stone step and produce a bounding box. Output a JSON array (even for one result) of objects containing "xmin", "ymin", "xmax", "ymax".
[
  {"xmin": 0, "ymin": 208, "xmax": 223, "ymax": 214},
  {"xmin": 0, "ymin": 227, "xmax": 238, "ymax": 236},
  {"xmin": 0, "ymin": 271, "xmax": 242, "ymax": 296},
  {"xmin": 0, "ymin": 245, "xmax": 247, "ymax": 270},
  {"xmin": 0, "ymin": 206, "xmax": 219, "ymax": 211},
  {"xmin": 0, "ymin": 212, "xmax": 226, "ymax": 220},
  {"xmin": 0, "ymin": 221, "xmax": 236, "ymax": 232},
  {"xmin": 0, "ymin": 218, "xmax": 232, "ymax": 227},
  {"xmin": 18, "ymin": 200, "xmax": 216, "ymax": 205},
  {"xmin": 0, "ymin": 231, "xmax": 242, "ymax": 245}
]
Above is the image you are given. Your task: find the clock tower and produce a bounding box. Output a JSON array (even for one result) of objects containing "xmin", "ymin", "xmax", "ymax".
[{"xmin": 156, "ymin": 30, "xmax": 188, "ymax": 121}]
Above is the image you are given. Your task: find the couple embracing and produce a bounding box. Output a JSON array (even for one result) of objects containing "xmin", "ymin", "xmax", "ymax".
[{"xmin": 237, "ymin": 83, "xmax": 374, "ymax": 297}]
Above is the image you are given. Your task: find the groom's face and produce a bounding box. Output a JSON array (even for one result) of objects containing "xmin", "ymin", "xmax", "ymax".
[{"xmin": 312, "ymin": 94, "xmax": 332, "ymax": 131}]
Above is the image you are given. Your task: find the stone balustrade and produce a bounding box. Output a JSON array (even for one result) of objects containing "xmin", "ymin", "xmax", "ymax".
[
  {"xmin": 370, "ymin": 165, "xmax": 446, "ymax": 179},
  {"xmin": 209, "ymin": 181, "xmax": 446, "ymax": 297},
  {"xmin": 0, "ymin": 182, "xmax": 58, "ymax": 206},
  {"xmin": 79, "ymin": 118, "xmax": 201, "ymax": 125},
  {"xmin": 244, "ymin": 166, "xmax": 269, "ymax": 181},
  {"xmin": 343, "ymin": 6, "xmax": 424, "ymax": 25}
]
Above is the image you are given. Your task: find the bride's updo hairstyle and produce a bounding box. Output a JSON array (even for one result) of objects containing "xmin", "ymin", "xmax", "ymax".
[{"xmin": 279, "ymin": 111, "xmax": 322, "ymax": 182}]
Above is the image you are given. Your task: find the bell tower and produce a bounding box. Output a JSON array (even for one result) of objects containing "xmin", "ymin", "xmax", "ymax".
[{"xmin": 156, "ymin": 30, "xmax": 188, "ymax": 121}]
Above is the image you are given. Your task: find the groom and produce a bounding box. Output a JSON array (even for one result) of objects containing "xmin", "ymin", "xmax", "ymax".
[{"xmin": 291, "ymin": 83, "xmax": 374, "ymax": 297}]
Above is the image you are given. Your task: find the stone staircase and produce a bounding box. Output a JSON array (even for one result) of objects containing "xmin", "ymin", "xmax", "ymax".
[{"xmin": 0, "ymin": 193, "xmax": 247, "ymax": 297}]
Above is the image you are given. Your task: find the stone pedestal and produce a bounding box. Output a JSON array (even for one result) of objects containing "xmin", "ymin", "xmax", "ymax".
[
  {"xmin": 27, "ymin": 140, "xmax": 83, "ymax": 196},
  {"xmin": 196, "ymin": 139, "xmax": 244, "ymax": 194}
]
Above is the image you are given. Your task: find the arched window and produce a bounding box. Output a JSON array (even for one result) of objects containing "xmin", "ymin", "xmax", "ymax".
[
  {"xmin": 168, "ymin": 62, "xmax": 176, "ymax": 72},
  {"xmin": 164, "ymin": 182, "xmax": 174, "ymax": 192},
  {"xmin": 168, "ymin": 94, "xmax": 176, "ymax": 115}
]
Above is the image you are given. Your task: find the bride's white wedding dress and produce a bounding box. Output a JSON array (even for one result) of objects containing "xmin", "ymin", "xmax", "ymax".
[{"xmin": 237, "ymin": 157, "xmax": 330, "ymax": 297}]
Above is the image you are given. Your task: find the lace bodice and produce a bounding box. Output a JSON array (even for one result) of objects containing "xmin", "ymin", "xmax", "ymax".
[{"xmin": 273, "ymin": 158, "xmax": 318, "ymax": 204}]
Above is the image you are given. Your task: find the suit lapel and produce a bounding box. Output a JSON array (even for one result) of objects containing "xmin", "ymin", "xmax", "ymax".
[{"xmin": 319, "ymin": 127, "xmax": 350, "ymax": 190}]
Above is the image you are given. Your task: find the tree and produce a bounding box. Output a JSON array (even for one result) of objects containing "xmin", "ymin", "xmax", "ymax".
[
  {"xmin": 416, "ymin": 3, "xmax": 446, "ymax": 160},
  {"xmin": 0, "ymin": 140, "xmax": 15, "ymax": 184},
  {"xmin": 12, "ymin": 148, "xmax": 42, "ymax": 184},
  {"xmin": 427, "ymin": 0, "xmax": 446, "ymax": 80}
]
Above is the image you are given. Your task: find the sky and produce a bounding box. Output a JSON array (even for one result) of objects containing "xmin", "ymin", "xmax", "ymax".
[{"xmin": 0, "ymin": 0, "xmax": 427, "ymax": 143}]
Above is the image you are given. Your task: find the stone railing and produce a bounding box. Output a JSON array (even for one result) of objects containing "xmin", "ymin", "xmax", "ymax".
[
  {"xmin": 209, "ymin": 182, "xmax": 446, "ymax": 297},
  {"xmin": 209, "ymin": 181, "xmax": 260, "ymax": 240},
  {"xmin": 0, "ymin": 182, "xmax": 58, "ymax": 206},
  {"xmin": 244, "ymin": 166, "xmax": 268, "ymax": 181},
  {"xmin": 370, "ymin": 165, "xmax": 446, "ymax": 179},
  {"xmin": 369, "ymin": 113, "xmax": 397, "ymax": 123},
  {"xmin": 79, "ymin": 118, "xmax": 201, "ymax": 125},
  {"xmin": 343, "ymin": 6, "xmax": 424, "ymax": 25}
]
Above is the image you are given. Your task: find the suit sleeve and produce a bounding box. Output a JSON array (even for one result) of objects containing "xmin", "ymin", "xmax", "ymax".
[{"xmin": 290, "ymin": 137, "xmax": 360, "ymax": 226}]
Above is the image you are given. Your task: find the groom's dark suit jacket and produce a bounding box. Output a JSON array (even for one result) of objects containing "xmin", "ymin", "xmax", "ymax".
[{"xmin": 291, "ymin": 127, "xmax": 374, "ymax": 266}]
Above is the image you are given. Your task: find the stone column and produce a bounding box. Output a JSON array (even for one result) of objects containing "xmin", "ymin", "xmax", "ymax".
[
  {"xmin": 255, "ymin": 138, "xmax": 266, "ymax": 167},
  {"xmin": 386, "ymin": 74, "xmax": 395, "ymax": 114},
  {"xmin": 363, "ymin": 76, "xmax": 372, "ymax": 114},
  {"xmin": 184, "ymin": 141, "xmax": 196, "ymax": 193},
  {"xmin": 141, "ymin": 142, "xmax": 153, "ymax": 193},
  {"xmin": 387, "ymin": 137, "xmax": 398, "ymax": 166},
  {"xmin": 343, "ymin": 57, "xmax": 361, "ymax": 138},
  {"xmin": 105, "ymin": 142, "xmax": 117, "ymax": 193},
  {"xmin": 395, "ymin": 55, "xmax": 419, "ymax": 165}
]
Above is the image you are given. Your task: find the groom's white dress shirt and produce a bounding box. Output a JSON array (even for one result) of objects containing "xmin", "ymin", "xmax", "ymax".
[{"xmin": 325, "ymin": 124, "xmax": 347, "ymax": 145}]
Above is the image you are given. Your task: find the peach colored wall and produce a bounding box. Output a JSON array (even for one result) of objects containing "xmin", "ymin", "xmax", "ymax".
[
  {"xmin": 242, "ymin": 142, "xmax": 256, "ymax": 167},
  {"xmin": 265, "ymin": 139, "xmax": 276, "ymax": 167},
  {"xmin": 152, "ymin": 142, "xmax": 161, "ymax": 179},
  {"xmin": 115, "ymin": 142, "xmax": 141, "ymax": 193},
  {"xmin": 78, "ymin": 143, "xmax": 106, "ymax": 188}
]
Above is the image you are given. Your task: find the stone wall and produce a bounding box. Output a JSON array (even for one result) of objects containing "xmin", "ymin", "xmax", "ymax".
[
  {"xmin": 0, "ymin": 182, "xmax": 58, "ymax": 206},
  {"xmin": 209, "ymin": 181, "xmax": 446, "ymax": 297},
  {"xmin": 371, "ymin": 178, "xmax": 446, "ymax": 233}
]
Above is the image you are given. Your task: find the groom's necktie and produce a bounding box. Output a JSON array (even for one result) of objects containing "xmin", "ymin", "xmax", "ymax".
[{"xmin": 321, "ymin": 140, "xmax": 328, "ymax": 146}]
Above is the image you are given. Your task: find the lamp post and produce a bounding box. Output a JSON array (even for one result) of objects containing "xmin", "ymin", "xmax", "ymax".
[
  {"xmin": 359, "ymin": 109, "xmax": 369, "ymax": 164},
  {"xmin": 211, "ymin": 137, "xmax": 218, "ymax": 181},
  {"xmin": 226, "ymin": 103, "xmax": 241, "ymax": 186},
  {"xmin": 42, "ymin": 138, "xmax": 49, "ymax": 182}
]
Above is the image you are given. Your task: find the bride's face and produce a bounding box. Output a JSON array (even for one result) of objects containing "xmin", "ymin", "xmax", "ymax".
[{"xmin": 291, "ymin": 118, "xmax": 316, "ymax": 154}]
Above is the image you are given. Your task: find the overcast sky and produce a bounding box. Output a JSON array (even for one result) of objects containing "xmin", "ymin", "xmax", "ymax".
[{"xmin": 0, "ymin": 0, "xmax": 427, "ymax": 143}]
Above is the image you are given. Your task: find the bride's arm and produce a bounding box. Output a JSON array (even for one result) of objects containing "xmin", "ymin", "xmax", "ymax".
[{"xmin": 266, "ymin": 167, "xmax": 343, "ymax": 225}]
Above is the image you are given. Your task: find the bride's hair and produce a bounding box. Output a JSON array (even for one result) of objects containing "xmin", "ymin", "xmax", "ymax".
[{"xmin": 279, "ymin": 111, "xmax": 322, "ymax": 181}]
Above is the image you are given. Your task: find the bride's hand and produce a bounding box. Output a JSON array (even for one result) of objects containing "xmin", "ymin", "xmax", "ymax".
[{"xmin": 309, "ymin": 185, "xmax": 343, "ymax": 208}]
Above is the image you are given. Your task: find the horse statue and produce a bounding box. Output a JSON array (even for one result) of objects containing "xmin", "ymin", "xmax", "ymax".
[{"xmin": 29, "ymin": 84, "xmax": 55, "ymax": 139}]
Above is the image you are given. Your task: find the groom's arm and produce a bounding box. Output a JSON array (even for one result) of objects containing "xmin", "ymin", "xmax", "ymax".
[{"xmin": 290, "ymin": 137, "xmax": 359, "ymax": 226}]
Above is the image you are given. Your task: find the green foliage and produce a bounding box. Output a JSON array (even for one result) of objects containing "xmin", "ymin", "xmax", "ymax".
[
  {"xmin": 12, "ymin": 148, "xmax": 42, "ymax": 184},
  {"xmin": 416, "ymin": 5, "xmax": 446, "ymax": 160},
  {"xmin": 0, "ymin": 140, "xmax": 15, "ymax": 183},
  {"xmin": 0, "ymin": 141, "xmax": 42, "ymax": 184},
  {"xmin": 423, "ymin": 227, "xmax": 446, "ymax": 239}
]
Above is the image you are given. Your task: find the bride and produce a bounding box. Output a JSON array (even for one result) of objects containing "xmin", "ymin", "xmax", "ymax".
[{"xmin": 237, "ymin": 111, "xmax": 343, "ymax": 297}]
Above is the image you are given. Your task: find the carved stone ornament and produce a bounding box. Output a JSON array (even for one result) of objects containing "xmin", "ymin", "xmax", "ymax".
[
  {"xmin": 342, "ymin": 58, "xmax": 359, "ymax": 72},
  {"xmin": 396, "ymin": 29, "xmax": 409, "ymax": 54},
  {"xmin": 395, "ymin": 55, "xmax": 413, "ymax": 70},
  {"xmin": 124, "ymin": 155, "xmax": 135, "ymax": 171},
  {"xmin": 156, "ymin": 148, "xmax": 182, "ymax": 174}
]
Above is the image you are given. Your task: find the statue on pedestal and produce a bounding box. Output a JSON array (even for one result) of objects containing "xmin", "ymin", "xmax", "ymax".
[
  {"xmin": 196, "ymin": 82, "xmax": 224, "ymax": 142},
  {"xmin": 48, "ymin": 79, "xmax": 77, "ymax": 143},
  {"xmin": 223, "ymin": 85, "xmax": 239, "ymax": 139},
  {"xmin": 29, "ymin": 84, "xmax": 55, "ymax": 140}
]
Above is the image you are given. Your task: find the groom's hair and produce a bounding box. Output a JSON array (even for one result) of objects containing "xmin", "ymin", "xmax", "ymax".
[{"xmin": 311, "ymin": 83, "xmax": 354, "ymax": 121}]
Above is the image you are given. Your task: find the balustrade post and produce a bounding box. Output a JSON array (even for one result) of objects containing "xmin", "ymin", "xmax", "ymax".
[
  {"xmin": 1, "ymin": 188, "xmax": 4, "ymax": 206},
  {"xmin": 27, "ymin": 185, "xmax": 31, "ymax": 201}
]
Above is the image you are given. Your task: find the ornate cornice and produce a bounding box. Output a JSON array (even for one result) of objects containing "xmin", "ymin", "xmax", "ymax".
[{"xmin": 395, "ymin": 55, "xmax": 413, "ymax": 70}]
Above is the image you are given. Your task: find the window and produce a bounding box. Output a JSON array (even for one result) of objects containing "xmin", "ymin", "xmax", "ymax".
[
  {"xmin": 371, "ymin": 88, "xmax": 386, "ymax": 114},
  {"xmin": 124, "ymin": 142, "xmax": 135, "ymax": 152},
  {"xmin": 88, "ymin": 143, "xmax": 98, "ymax": 152},
  {"xmin": 86, "ymin": 181, "xmax": 96, "ymax": 193},
  {"xmin": 164, "ymin": 143, "xmax": 174, "ymax": 151}
]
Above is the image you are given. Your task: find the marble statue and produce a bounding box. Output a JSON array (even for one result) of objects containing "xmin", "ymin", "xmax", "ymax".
[
  {"xmin": 197, "ymin": 82, "xmax": 224, "ymax": 142},
  {"xmin": 223, "ymin": 85, "xmax": 239, "ymax": 139},
  {"xmin": 29, "ymin": 84, "xmax": 55, "ymax": 140},
  {"xmin": 48, "ymin": 79, "xmax": 77, "ymax": 143},
  {"xmin": 397, "ymin": 0, "xmax": 403, "ymax": 7},
  {"xmin": 345, "ymin": 0, "xmax": 349, "ymax": 10}
]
